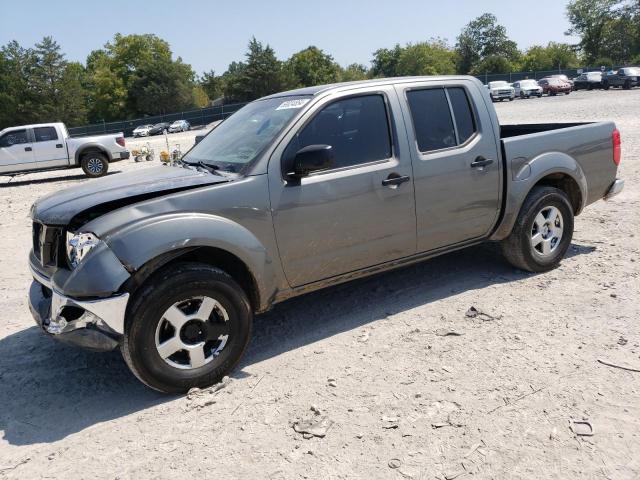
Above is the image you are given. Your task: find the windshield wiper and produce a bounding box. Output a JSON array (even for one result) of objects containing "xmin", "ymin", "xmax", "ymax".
[{"xmin": 182, "ymin": 160, "xmax": 224, "ymax": 176}]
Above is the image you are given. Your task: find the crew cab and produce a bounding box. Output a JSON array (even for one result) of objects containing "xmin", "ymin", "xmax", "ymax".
[
  {"xmin": 603, "ymin": 67, "xmax": 640, "ymax": 90},
  {"xmin": 27, "ymin": 76, "xmax": 624, "ymax": 393},
  {"xmin": 0, "ymin": 123, "xmax": 129, "ymax": 177}
]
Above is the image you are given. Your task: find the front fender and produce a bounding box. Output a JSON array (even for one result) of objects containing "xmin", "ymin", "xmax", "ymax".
[
  {"xmin": 104, "ymin": 213, "xmax": 276, "ymax": 311},
  {"xmin": 490, "ymin": 152, "xmax": 587, "ymax": 240}
]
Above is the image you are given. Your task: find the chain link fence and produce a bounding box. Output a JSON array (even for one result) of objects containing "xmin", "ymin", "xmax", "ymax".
[{"xmin": 67, "ymin": 102, "xmax": 248, "ymax": 138}]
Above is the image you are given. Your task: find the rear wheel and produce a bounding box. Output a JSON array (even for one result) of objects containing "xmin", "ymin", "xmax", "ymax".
[
  {"xmin": 80, "ymin": 152, "xmax": 109, "ymax": 178},
  {"xmin": 500, "ymin": 186, "xmax": 574, "ymax": 273},
  {"xmin": 121, "ymin": 262, "xmax": 252, "ymax": 393}
]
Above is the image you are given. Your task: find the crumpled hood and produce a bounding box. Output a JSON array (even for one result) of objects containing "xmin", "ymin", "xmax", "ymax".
[{"xmin": 32, "ymin": 165, "xmax": 229, "ymax": 226}]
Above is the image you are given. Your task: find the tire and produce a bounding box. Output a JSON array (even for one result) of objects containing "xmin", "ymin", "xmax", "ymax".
[
  {"xmin": 603, "ymin": 81, "xmax": 610, "ymax": 90},
  {"xmin": 624, "ymin": 80, "xmax": 631, "ymax": 90},
  {"xmin": 121, "ymin": 262, "xmax": 253, "ymax": 394},
  {"xmin": 80, "ymin": 152, "xmax": 109, "ymax": 178},
  {"xmin": 500, "ymin": 186, "xmax": 574, "ymax": 273}
]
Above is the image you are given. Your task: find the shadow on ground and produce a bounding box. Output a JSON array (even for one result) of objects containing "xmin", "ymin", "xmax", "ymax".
[{"xmin": 0, "ymin": 242, "xmax": 595, "ymax": 446}]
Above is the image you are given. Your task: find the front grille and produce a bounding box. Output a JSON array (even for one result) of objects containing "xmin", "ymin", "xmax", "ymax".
[{"xmin": 32, "ymin": 222, "xmax": 64, "ymax": 267}]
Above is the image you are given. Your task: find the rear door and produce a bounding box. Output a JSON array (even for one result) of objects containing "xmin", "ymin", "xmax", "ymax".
[
  {"xmin": 269, "ymin": 87, "xmax": 417, "ymax": 287},
  {"xmin": 0, "ymin": 128, "xmax": 35, "ymax": 172},
  {"xmin": 395, "ymin": 80, "xmax": 501, "ymax": 252},
  {"xmin": 32, "ymin": 126, "xmax": 68, "ymax": 165}
]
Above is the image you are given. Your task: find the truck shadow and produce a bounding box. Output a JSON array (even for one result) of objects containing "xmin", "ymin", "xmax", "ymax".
[{"xmin": 0, "ymin": 242, "xmax": 595, "ymax": 446}]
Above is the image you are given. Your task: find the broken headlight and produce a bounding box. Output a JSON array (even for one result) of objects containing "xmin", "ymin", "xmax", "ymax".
[{"xmin": 66, "ymin": 232, "xmax": 101, "ymax": 268}]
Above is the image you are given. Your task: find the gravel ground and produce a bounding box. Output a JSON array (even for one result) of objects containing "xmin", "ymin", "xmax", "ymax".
[{"xmin": 0, "ymin": 89, "xmax": 638, "ymax": 479}]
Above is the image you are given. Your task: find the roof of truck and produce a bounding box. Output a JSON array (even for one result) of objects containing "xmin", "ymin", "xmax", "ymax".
[{"xmin": 261, "ymin": 76, "xmax": 480, "ymax": 99}]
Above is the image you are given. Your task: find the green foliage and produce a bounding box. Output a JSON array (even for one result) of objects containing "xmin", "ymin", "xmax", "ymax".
[
  {"xmin": 286, "ymin": 46, "xmax": 341, "ymax": 87},
  {"xmin": 520, "ymin": 42, "xmax": 580, "ymax": 71},
  {"xmin": 339, "ymin": 63, "xmax": 369, "ymax": 81},
  {"xmin": 396, "ymin": 40, "xmax": 457, "ymax": 76},
  {"xmin": 566, "ymin": 0, "xmax": 640, "ymax": 64},
  {"xmin": 371, "ymin": 45, "xmax": 403, "ymax": 77},
  {"xmin": 456, "ymin": 13, "xmax": 519, "ymax": 74},
  {"xmin": 223, "ymin": 38, "xmax": 289, "ymax": 102},
  {"xmin": 200, "ymin": 70, "xmax": 223, "ymax": 101}
]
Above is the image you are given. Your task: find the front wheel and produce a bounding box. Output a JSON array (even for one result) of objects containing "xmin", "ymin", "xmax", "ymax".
[
  {"xmin": 121, "ymin": 262, "xmax": 252, "ymax": 393},
  {"xmin": 500, "ymin": 186, "xmax": 574, "ymax": 273},
  {"xmin": 81, "ymin": 153, "xmax": 109, "ymax": 178}
]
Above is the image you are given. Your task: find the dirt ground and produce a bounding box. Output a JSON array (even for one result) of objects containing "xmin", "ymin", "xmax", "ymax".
[{"xmin": 0, "ymin": 89, "xmax": 638, "ymax": 480}]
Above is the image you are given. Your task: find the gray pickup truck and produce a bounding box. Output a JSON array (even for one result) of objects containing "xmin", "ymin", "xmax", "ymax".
[{"xmin": 28, "ymin": 76, "xmax": 624, "ymax": 393}]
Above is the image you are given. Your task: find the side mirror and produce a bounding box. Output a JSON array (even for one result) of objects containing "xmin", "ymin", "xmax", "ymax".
[{"xmin": 291, "ymin": 144, "xmax": 334, "ymax": 178}]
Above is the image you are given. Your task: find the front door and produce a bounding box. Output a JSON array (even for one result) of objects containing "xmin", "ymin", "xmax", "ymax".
[
  {"xmin": 0, "ymin": 129, "xmax": 35, "ymax": 173},
  {"xmin": 269, "ymin": 88, "xmax": 416, "ymax": 287},
  {"xmin": 395, "ymin": 81, "xmax": 501, "ymax": 252}
]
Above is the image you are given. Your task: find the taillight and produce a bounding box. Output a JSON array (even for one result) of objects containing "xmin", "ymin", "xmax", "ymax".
[
  {"xmin": 612, "ymin": 129, "xmax": 621, "ymax": 166},
  {"xmin": 116, "ymin": 136, "xmax": 125, "ymax": 147}
]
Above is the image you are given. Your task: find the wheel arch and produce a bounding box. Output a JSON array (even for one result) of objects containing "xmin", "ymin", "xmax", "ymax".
[
  {"xmin": 490, "ymin": 152, "xmax": 587, "ymax": 241},
  {"xmin": 75, "ymin": 144, "xmax": 111, "ymax": 165}
]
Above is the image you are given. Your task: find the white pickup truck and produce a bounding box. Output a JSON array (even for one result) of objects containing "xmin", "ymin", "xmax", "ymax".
[{"xmin": 0, "ymin": 122, "xmax": 130, "ymax": 178}]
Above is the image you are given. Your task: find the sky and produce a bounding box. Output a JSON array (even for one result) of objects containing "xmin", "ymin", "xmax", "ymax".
[{"xmin": 0, "ymin": 0, "xmax": 578, "ymax": 75}]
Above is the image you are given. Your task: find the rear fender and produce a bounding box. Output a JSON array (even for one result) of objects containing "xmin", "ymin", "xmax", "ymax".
[{"xmin": 490, "ymin": 152, "xmax": 587, "ymax": 240}]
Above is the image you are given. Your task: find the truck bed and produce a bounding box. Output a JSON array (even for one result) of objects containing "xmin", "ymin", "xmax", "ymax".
[{"xmin": 500, "ymin": 121, "xmax": 618, "ymax": 207}]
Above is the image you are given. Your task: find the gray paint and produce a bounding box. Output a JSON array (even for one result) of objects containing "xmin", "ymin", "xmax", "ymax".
[{"xmin": 29, "ymin": 75, "xmax": 621, "ymax": 320}]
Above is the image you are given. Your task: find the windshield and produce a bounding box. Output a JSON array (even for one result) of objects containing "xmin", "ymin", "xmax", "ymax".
[
  {"xmin": 489, "ymin": 81, "xmax": 509, "ymax": 88},
  {"xmin": 184, "ymin": 95, "xmax": 311, "ymax": 172},
  {"xmin": 521, "ymin": 80, "xmax": 538, "ymax": 87}
]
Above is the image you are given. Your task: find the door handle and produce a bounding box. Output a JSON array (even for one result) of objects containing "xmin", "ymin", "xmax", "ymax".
[
  {"xmin": 24, "ymin": 146, "xmax": 32, "ymax": 152},
  {"xmin": 470, "ymin": 156, "xmax": 493, "ymax": 168},
  {"xmin": 56, "ymin": 144, "xmax": 63, "ymax": 148},
  {"xmin": 382, "ymin": 174, "xmax": 411, "ymax": 187}
]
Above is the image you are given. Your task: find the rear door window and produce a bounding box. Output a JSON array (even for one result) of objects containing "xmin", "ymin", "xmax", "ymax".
[
  {"xmin": 447, "ymin": 87, "xmax": 476, "ymax": 144},
  {"xmin": 406, "ymin": 88, "xmax": 456, "ymax": 152},
  {"xmin": 34, "ymin": 126, "xmax": 58, "ymax": 142}
]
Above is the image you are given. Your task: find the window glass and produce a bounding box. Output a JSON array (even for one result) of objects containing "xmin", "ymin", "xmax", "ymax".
[
  {"xmin": 406, "ymin": 88, "xmax": 456, "ymax": 152},
  {"xmin": 0, "ymin": 130, "xmax": 28, "ymax": 148},
  {"xmin": 447, "ymin": 87, "xmax": 476, "ymax": 144},
  {"xmin": 284, "ymin": 94, "xmax": 392, "ymax": 172},
  {"xmin": 34, "ymin": 126, "xmax": 58, "ymax": 142}
]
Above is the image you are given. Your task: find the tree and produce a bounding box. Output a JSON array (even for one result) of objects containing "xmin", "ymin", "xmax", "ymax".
[
  {"xmin": 0, "ymin": 41, "xmax": 37, "ymax": 128},
  {"xmin": 371, "ymin": 44, "xmax": 403, "ymax": 77},
  {"xmin": 566, "ymin": 0, "xmax": 639, "ymax": 64},
  {"xmin": 286, "ymin": 46, "xmax": 341, "ymax": 87},
  {"xmin": 223, "ymin": 38, "xmax": 287, "ymax": 102},
  {"xmin": 340, "ymin": 63, "xmax": 369, "ymax": 81},
  {"xmin": 456, "ymin": 13, "xmax": 519, "ymax": 74},
  {"xmin": 200, "ymin": 70, "xmax": 223, "ymax": 101},
  {"xmin": 396, "ymin": 40, "xmax": 457, "ymax": 76},
  {"xmin": 521, "ymin": 42, "xmax": 579, "ymax": 71}
]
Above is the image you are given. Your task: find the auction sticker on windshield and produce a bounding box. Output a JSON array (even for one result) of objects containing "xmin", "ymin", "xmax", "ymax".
[{"xmin": 276, "ymin": 99, "xmax": 310, "ymax": 110}]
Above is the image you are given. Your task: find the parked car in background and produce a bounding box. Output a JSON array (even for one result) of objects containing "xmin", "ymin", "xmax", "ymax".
[
  {"xmin": 539, "ymin": 78, "xmax": 572, "ymax": 96},
  {"xmin": 148, "ymin": 122, "xmax": 171, "ymax": 136},
  {"xmin": 546, "ymin": 74, "xmax": 574, "ymax": 90},
  {"xmin": 488, "ymin": 81, "xmax": 515, "ymax": 102},
  {"xmin": 27, "ymin": 76, "xmax": 623, "ymax": 392},
  {"xmin": 603, "ymin": 67, "xmax": 640, "ymax": 90},
  {"xmin": 513, "ymin": 79, "xmax": 543, "ymax": 98},
  {"xmin": 0, "ymin": 122, "xmax": 128, "ymax": 177},
  {"xmin": 169, "ymin": 120, "xmax": 190, "ymax": 133},
  {"xmin": 132, "ymin": 124, "xmax": 154, "ymax": 137},
  {"xmin": 573, "ymin": 72, "xmax": 604, "ymax": 90}
]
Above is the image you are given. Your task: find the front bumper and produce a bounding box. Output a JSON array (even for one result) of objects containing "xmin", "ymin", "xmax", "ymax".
[
  {"xmin": 28, "ymin": 265, "xmax": 129, "ymax": 352},
  {"xmin": 604, "ymin": 178, "xmax": 624, "ymax": 200}
]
